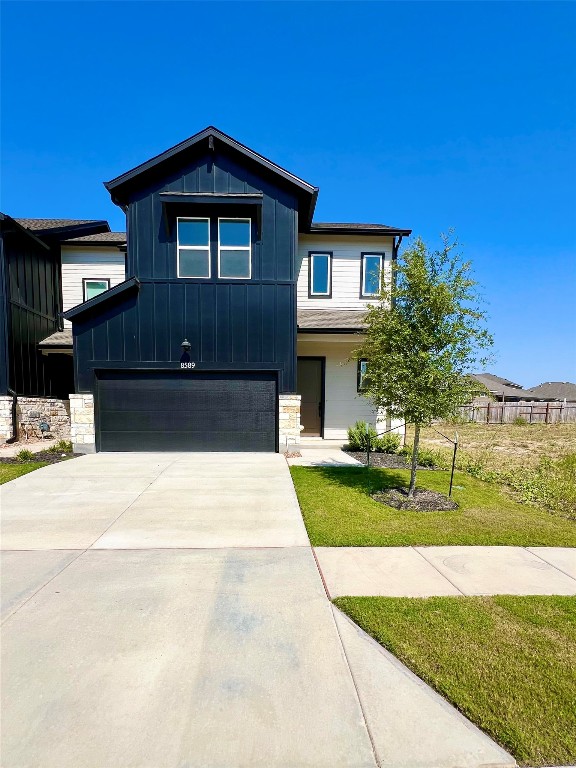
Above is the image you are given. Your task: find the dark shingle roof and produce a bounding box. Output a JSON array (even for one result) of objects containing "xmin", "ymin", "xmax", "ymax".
[
  {"xmin": 308, "ymin": 222, "xmax": 411, "ymax": 236},
  {"xmin": 62, "ymin": 231, "xmax": 126, "ymax": 246},
  {"xmin": 15, "ymin": 218, "xmax": 106, "ymax": 233},
  {"xmin": 297, "ymin": 309, "xmax": 366, "ymax": 331},
  {"xmin": 526, "ymin": 382, "xmax": 576, "ymax": 402}
]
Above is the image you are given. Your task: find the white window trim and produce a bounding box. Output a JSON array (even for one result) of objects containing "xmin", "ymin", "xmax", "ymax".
[
  {"xmin": 83, "ymin": 278, "xmax": 110, "ymax": 302},
  {"xmin": 177, "ymin": 216, "xmax": 211, "ymax": 279},
  {"xmin": 218, "ymin": 217, "xmax": 252, "ymax": 280},
  {"xmin": 309, "ymin": 252, "xmax": 332, "ymax": 297},
  {"xmin": 361, "ymin": 253, "xmax": 384, "ymax": 297}
]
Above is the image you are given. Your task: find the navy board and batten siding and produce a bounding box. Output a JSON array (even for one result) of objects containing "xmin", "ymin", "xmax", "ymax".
[
  {"xmin": 65, "ymin": 133, "xmax": 312, "ymax": 451},
  {"xmin": 0, "ymin": 217, "xmax": 69, "ymax": 397}
]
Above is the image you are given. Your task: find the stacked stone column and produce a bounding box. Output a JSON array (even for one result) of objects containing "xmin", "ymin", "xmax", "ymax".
[
  {"xmin": 69, "ymin": 394, "xmax": 95, "ymax": 453},
  {"xmin": 278, "ymin": 394, "xmax": 302, "ymax": 452}
]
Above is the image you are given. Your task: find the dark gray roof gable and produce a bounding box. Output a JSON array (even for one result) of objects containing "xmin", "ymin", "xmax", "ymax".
[
  {"xmin": 104, "ymin": 126, "xmax": 319, "ymax": 228},
  {"xmin": 61, "ymin": 231, "xmax": 127, "ymax": 247},
  {"xmin": 62, "ymin": 277, "xmax": 139, "ymax": 320}
]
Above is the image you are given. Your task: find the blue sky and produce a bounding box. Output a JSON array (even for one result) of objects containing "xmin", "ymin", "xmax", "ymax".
[{"xmin": 2, "ymin": 1, "xmax": 575, "ymax": 385}]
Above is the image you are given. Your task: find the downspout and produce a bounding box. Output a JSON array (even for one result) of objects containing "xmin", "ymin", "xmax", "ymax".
[{"xmin": 5, "ymin": 387, "xmax": 18, "ymax": 444}]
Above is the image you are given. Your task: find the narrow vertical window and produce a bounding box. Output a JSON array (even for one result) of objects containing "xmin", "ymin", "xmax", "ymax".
[
  {"xmin": 177, "ymin": 218, "xmax": 210, "ymax": 278},
  {"xmin": 361, "ymin": 253, "xmax": 383, "ymax": 297},
  {"xmin": 357, "ymin": 359, "xmax": 368, "ymax": 392},
  {"xmin": 218, "ymin": 218, "xmax": 251, "ymax": 278},
  {"xmin": 308, "ymin": 252, "xmax": 332, "ymax": 297},
  {"xmin": 83, "ymin": 279, "xmax": 110, "ymax": 301}
]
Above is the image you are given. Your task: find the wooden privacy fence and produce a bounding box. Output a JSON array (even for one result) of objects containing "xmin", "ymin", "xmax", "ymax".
[{"xmin": 457, "ymin": 401, "xmax": 576, "ymax": 424}]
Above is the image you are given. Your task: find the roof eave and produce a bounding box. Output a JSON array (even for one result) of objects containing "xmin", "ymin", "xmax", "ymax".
[{"xmin": 62, "ymin": 277, "xmax": 139, "ymax": 321}]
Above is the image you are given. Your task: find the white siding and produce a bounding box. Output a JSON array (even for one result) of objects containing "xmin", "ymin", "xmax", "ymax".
[
  {"xmin": 297, "ymin": 235, "xmax": 394, "ymax": 310},
  {"xmin": 61, "ymin": 247, "xmax": 126, "ymax": 326},
  {"xmin": 297, "ymin": 335, "xmax": 377, "ymax": 440}
]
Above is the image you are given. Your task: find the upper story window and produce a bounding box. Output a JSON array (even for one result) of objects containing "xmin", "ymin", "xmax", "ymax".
[
  {"xmin": 361, "ymin": 253, "xmax": 383, "ymax": 297},
  {"xmin": 218, "ymin": 218, "xmax": 251, "ymax": 279},
  {"xmin": 83, "ymin": 278, "xmax": 110, "ymax": 301},
  {"xmin": 177, "ymin": 218, "xmax": 210, "ymax": 278},
  {"xmin": 308, "ymin": 252, "xmax": 332, "ymax": 297}
]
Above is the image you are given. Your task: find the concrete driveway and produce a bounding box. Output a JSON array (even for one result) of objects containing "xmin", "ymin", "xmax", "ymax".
[{"xmin": 1, "ymin": 453, "xmax": 514, "ymax": 768}]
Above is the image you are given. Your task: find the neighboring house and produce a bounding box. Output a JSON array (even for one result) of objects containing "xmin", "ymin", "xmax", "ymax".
[
  {"xmin": 526, "ymin": 381, "xmax": 576, "ymax": 402},
  {"xmin": 0, "ymin": 215, "xmax": 113, "ymax": 439},
  {"xmin": 1, "ymin": 127, "xmax": 411, "ymax": 452},
  {"xmin": 469, "ymin": 373, "xmax": 542, "ymax": 402}
]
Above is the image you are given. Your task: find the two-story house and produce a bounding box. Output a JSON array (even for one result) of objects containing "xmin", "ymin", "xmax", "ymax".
[{"xmin": 1, "ymin": 127, "xmax": 410, "ymax": 452}]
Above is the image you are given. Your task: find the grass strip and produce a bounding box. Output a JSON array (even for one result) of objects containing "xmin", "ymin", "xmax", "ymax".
[
  {"xmin": 334, "ymin": 595, "xmax": 576, "ymax": 767},
  {"xmin": 290, "ymin": 465, "xmax": 576, "ymax": 546}
]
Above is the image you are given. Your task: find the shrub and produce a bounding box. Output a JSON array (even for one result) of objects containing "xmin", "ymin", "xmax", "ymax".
[
  {"xmin": 16, "ymin": 449, "xmax": 35, "ymax": 462},
  {"xmin": 46, "ymin": 439, "xmax": 73, "ymax": 454},
  {"xmin": 374, "ymin": 433, "xmax": 401, "ymax": 454},
  {"xmin": 513, "ymin": 416, "xmax": 528, "ymax": 425},
  {"xmin": 347, "ymin": 421, "xmax": 378, "ymax": 451}
]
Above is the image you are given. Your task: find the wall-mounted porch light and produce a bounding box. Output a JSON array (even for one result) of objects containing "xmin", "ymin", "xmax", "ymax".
[{"xmin": 181, "ymin": 338, "xmax": 191, "ymax": 353}]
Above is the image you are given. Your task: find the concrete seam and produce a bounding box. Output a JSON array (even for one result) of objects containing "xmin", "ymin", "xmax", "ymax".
[
  {"xmin": 1, "ymin": 549, "xmax": 88, "ymax": 626},
  {"xmin": 328, "ymin": 602, "xmax": 381, "ymax": 768},
  {"xmin": 524, "ymin": 547, "xmax": 576, "ymax": 586},
  {"xmin": 85, "ymin": 458, "xmax": 180, "ymax": 549},
  {"xmin": 413, "ymin": 546, "xmax": 467, "ymax": 596},
  {"xmin": 311, "ymin": 547, "xmax": 332, "ymax": 599}
]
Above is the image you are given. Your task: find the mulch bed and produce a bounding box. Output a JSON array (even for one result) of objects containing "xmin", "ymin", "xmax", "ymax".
[
  {"xmin": 0, "ymin": 451, "xmax": 80, "ymax": 465},
  {"xmin": 344, "ymin": 451, "xmax": 436, "ymax": 470},
  {"xmin": 372, "ymin": 487, "xmax": 459, "ymax": 512}
]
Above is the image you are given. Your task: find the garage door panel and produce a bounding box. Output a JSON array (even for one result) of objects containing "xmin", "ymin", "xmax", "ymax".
[
  {"xmin": 99, "ymin": 409, "xmax": 276, "ymax": 433},
  {"xmin": 96, "ymin": 372, "xmax": 277, "ymax": 452}
]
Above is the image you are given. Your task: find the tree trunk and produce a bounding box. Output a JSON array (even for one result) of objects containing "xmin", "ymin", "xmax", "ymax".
[{"xmin": 408, "ymin": 424, "xmax": 420, "ymax": 498}]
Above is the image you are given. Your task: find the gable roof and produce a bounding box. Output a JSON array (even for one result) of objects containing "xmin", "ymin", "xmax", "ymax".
[
  {"xmin": 526, "ymin": 381, "xmax": 576, "ymax": 401},
  {"xmin": 470, "ymin": 373, "xmax": 541, "ymax": 400},
  {"xmin": 14, "ymin": 218, "xmax": 110, "ymax": 239},
  {"xmin": 104, "ymin": 126, "xmax": 319, "ymax": 229}
]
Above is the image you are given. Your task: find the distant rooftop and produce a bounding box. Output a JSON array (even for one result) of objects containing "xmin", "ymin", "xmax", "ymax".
[
  {"xmin": 308, "ymin": 222, "xmax": 411, "ymax": 236},
  {"xmin": 526, "ymin": 381, "xmax": 576, "ymax": 401},
  {"xmin": 15, "ymin": 218, "xmax": 109, "ymax": 235}
]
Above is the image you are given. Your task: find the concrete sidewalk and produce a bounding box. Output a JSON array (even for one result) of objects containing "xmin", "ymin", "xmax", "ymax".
[
  {"xmin": 1, "ymin": 453, "xmax": 515, "ymax": 767},
  {"xmin": 315, "ymin": 546, "xmax": 576, "ymax": 597}
]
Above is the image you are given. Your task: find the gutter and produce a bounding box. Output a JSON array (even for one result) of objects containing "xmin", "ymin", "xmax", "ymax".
[{"xmin": 5, "ymin": 388, "xmax": 18, "ymax": 444}]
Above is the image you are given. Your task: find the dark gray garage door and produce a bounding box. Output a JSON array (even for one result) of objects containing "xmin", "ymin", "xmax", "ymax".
[{"xmin": 96, "ymin": 371, "xmax": 277, "ymax": 452}]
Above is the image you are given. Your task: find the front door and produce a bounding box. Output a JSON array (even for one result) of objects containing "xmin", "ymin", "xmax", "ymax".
[{"xmin": 297, "ymin": 357, "xmax": 324, "ymax": 436}]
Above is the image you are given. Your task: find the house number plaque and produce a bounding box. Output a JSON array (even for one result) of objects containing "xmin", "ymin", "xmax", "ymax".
[{"xmin": 180, "ymin": 362, "xmax": 196, "ymax": 369}]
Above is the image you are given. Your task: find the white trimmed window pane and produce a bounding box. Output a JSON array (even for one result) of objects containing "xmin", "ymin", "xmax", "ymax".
[
  {"xmin": 220, "ymin": 249, "xmax": 250, "ymax": 278},
  {"xmin": 179, "ymin": 248, "xmax": 210, "ymax": 277},
  {"xmin": 363, "ymin": 255, "xmax": 381, "ymax": 295},
  {"xmin": 311, "ymin": 254, "xmax": 330, "ymax": 294},
  {"xmin": 219, "ymin": 219, "xmax": 250, "ymax": 247},
  {"xmin": 85, "ymin": 281, "xmax": 109, "ymax": 300},
  {"xmin": 178, "ymin": 219, "xmax": 209, "ymax": 246}
]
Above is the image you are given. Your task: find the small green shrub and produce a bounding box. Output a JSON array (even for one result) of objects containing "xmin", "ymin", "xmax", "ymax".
[
  {"xmin": 347, "ymin": 421, "xmax": 378, "ymax": 451},
  {"xmin": 374, "ymin": 433, "xmax": 401, "ymax": 454},
  {"xmin": 16, "ymin": 449, "xmax": 35, "ymax": 462},
  {"xmin": 47, "ymin": 439, "xmax": 73, "ymax": 454},
  {"xmin": 513, "ymin": 416, "xmax": 528, "ymax": 426}
]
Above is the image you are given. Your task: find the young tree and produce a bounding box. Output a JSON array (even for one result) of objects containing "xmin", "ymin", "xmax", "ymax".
[{"xmin": 356, "ymin": 234, "xmax": 493, "ymax": 497}]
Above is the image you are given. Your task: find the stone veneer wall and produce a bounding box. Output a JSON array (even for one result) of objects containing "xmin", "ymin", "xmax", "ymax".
[
  {"xmin": 17, "ymin": 397, "xmax": 71, "ymax": 439},
  {"xmin": 0, "ymin": 395, "xmax": 71, "ymax": 442},
  {"xmin": 69, "ymin": 394, "xmax": 95, "ymax": 453},
  {"xmin": 0, "ymin": 396, "xmax": 13, "ymax": 442},
  {"xmin": 278, "ymin": 394, "xmax": 302, "ymax": 452}
]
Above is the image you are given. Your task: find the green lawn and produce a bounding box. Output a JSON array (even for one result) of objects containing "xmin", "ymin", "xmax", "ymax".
[
  {"xmin": 0, "ymin": 462, "xmax": 48, "ymax": 485},
  {"xmin": 290, "ymin": 466, "xmax": 576, "ymax": 546},
  {"xmin": 334, "ymin": 595, "xmax": 576, "ymax": 767}
]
